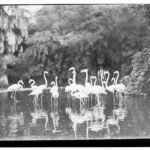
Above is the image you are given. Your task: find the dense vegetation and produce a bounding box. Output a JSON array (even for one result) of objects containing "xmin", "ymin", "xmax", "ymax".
[{"xmin": 1, "ymin": 4, "xmax": 150, "ymax": 86}]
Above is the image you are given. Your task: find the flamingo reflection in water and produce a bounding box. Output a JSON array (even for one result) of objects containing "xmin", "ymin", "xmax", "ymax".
[
  {"xmin": 30, "ymin": 109, "xmax": 49, "ymax": 130},
  {"xmin": 113, "ymin": 97, "xmax": 128, "ymax": 121},
  {"xmin": 86, "ymin": 104, "xmax": 106, "ymax": 139},
  {"xmin": 106, "ymin": 110, "xmax": 120, "ymax": 135},
  {"xmin": 8, "ymin": 111, "xmax": 24, "ymax": 137},
  {"xmin": 66, "ymin": 94, "xmax": 89, "ymax": 139},
  {"xmin": 70, "ymin": 111, "xmax": 87, "ymax": 139}
]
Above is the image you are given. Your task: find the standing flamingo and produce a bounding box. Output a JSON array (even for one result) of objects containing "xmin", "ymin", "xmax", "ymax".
[
  {"xmin": 50, "ymin": 76, "xmax": 59, "ymax": 113},
  {"xmin": 113, "ymin": 71, "xmax": 127, "ymax": 94},
  {"xmin": 69, "ymin": 67, "xmax": 85, "ymax": 93},
  {"xmin": 50, "ymin": 77, "xmax": 59, "ymax": 100},
  {"xmin": 104, "ymin": 71, "xmax": 115, "ymax": 93},
  {"xmin": 8, "ymin": 80, "xmax": 24, "ymax": 103},
  {"xmin": 29, "ymin": 79, "xmax": 38, "ymax": 109},
  {"xmin": 65, "ymin": 78, "xmax": 73, "ymax": 114},
  {"xmin": 69, "ymin": 67, "xmax": 86, "ymax": 110},
  {"xmin": 8, "ymin": 80, "xmax": 24, "ymax": 114},
  {"xmin": 91, "ymin": 76, "xmax": 107, "ymax": 106},
  {"xmin": 80, "ymin": 69, "xmax": 92, "ymax": 94},
  {"xmin": 28, "ymin": 71, "xmax": 48, "ymax": 109},
  {"xmin": 37, "ymin": 71, "xmax": 49, "ymax": 108}
]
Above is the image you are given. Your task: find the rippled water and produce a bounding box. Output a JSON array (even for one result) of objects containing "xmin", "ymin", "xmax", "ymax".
[{"xmin": 0, "ymin": 88, "xmax": 150, "ymax": 140}]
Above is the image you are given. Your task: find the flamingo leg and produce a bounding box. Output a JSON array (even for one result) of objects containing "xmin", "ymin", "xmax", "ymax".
[
  {"xmin": 90, "ymin": 94, "xmax": 92, "ymax": 108},
  {"xmin": 13, "ymin": 100, "xmax": 17, "ymax": 114},
  {"xmin": 14, "ymin": 91, "xmax": 19, "ymax": 103},
  {"xmin": 36, "ymin": 97, "xmax": 39, "ymax": 110},
  {"xmin": 54, "ymin": 98, "xmax": 56, "ymax": 112},
  {"xmin": 96, "ymin": 94, "xmax": 101, "ymax": 108},
  {"xmin": 10, "ymin": 91, "xmax": 14, "ymax": 100},
  {"xmin": 68, "ymin": 94, "xmax": 71, "ymax": 108},
  {"xmin": 56, "ymin": 98, "xmax": 58, "ymax": 112},
  {"xmin": 33, "ymin": 97, "xmax": 37, "ymax": 110},
  {"xmin": 40, "ymin": 94, "xmax": 43, "ymax": 109}
]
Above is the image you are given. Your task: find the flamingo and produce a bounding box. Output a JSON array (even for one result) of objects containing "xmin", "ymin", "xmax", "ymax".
[
  {"xmin": 69, "ymin": 67, "xmax": 87, "ymax": 109},
  {"xmin": 80, "ymin": 69, "xmax": 92, "ymax": 95},
  {"xmin": 35, "ymin": 71, "xmax": 49, "ymax": 109},
  {"xmin": 28, "ymin": 71, "xmax": 48, "ymax": 109},
  {"xmin": 91, "ymin": 76, "xmax": 107, "ymax": 106},
  {"xmin": 104, "ymin": 71, "xmax": 115, "ymax": 93},
  {"xmin": 38, "ymin": 71, "xmax": 49, "ymax": 90},
  {"xmin": 69, "ymin": 67, "xmax": 85, "ymax": 93},
  {"xmin": 28, "ymin": 79, "xmax": 39, "ymax": 108},
  {"xmin": 50, "ymin": 77, "xmax": 59, "ymax": 114},
  {"xmin": 65, "ymin": 78, "xmax": 73, "ymax": 93},
  {"xmin": 29, "ymin": 87, "xmax": 43, "ymax": 110},
  {"xmin": 113, "ymin": 71, "xmax": 127, "ymax": 94},
  {"xmin": 8, "ymin": 80, "xmax": 24, "ymax": 103},
  {"xmin": 65, "ymin": 78, "xmax": 73, "ymax": 114},
  {"xmin": 50, "ymin": 76, "xmax": 59, "ymax": 99}
]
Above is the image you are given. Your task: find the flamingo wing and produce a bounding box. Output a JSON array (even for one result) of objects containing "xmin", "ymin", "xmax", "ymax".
[{"xmin": 8, "ymin": 84, "xmax": 22, "ymax": 90}]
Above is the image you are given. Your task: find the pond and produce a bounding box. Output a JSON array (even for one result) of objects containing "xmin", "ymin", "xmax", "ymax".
[{"xmin": 0, "ymin": 88, "xmax": 150, "ymax": 140}]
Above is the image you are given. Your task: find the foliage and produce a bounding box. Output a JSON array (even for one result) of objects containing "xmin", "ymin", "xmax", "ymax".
[
  {"xmin": 7, "ymin": 5, "xmax": 150, "ymax": 86},
  {"xmin": 0, "ymin": 6, "xmax": 29, "ymax": 79}
]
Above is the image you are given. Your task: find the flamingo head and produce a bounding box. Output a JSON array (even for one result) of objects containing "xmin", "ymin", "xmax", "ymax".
[
  {"xmin": 44, "ymin": 71, "xmax": 49, "ymax": 75},
  {"xmin": 29, "ymin": 79, "xmax": 34, "ymax": 84},
  {"xmin": 103, "ymin": 70, "xmax": 110, "ymax": 79},
  {"xmin": 114, "ymin": 71, "xmax": 119, "ymax": 75},
  {"xmin": 18, "ymin": 80, "xmax": 24, "ymax": 85},
  {"xmin": 69, "ymin": 67, "xmax": 75, "ymax": 72},
  {"xmin": 51, "ymin": 81, "xmax": 55, "ymax": 87},
  {"xmin": 80, "ymin": 69, "xmax": 88, "ymax": 73}
]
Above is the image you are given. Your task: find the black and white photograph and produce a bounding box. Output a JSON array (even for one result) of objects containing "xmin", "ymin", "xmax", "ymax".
[{"xmin": 0, "ymin": 2, "xmax": 150, "ymax": 146}]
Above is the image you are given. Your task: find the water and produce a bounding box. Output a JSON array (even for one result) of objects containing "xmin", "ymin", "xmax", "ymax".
[{"xmin": 0, "ymin": 88, "xmax": 150, "ymax": 140}]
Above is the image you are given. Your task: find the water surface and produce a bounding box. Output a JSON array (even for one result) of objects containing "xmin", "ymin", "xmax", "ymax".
[{"xmin": 0, "ymin": 89, "xmax": 149, "ymax": 140}]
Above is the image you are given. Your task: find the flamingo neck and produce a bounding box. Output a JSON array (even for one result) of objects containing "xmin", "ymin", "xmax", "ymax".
[
  {"xmin": 18, "ymin": 80, "xmax": 23, "ymax": 87},
  {"xmin": 90, "ymin": 76, "xmax": 93, "ymax": 85},
  {"xmin": 51, "ymin": 82, "xmax": 55, "ymax": 87},
  {"xmin": 105, "ymin": 71, "xmax": 110, "ymax": 87},
  {"xmin": 73, "ymin": 70, "xmax": 76, "ymax": 84},
  {"xmin": 55, "ymin": 77, "xmax": 58, "ymax": 87},
  {"xmin": 85, "ymin": 70, "xmax": 88, "ymax": 85},
  {"xmin": 112, "ymin": 79, "xmax": 115, "ymax": 85},
  {"xmin": 90, "ymin": 76, "xmax": 94, "ymax": 86},
  {"xmin": 68, "ymin": 78, "xmax": 73, "ymax": 85},
  {"xmin": 100, "ymin": 73, "xmax": 104, "ymax": 87},
  {"xmin": 31, "ymin": 81, "xmax": 35, "ymax": 88},
  {"xmin": 44, "ymin": 72, "xmax": 48, "ymax": 87},
  {"xmin": 94, "ymin": 77, "xmax": 97, "ymax": 86},
  {"xmin": 115, "ymin": 71, "xmax": 119, "ymax": 85}
]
